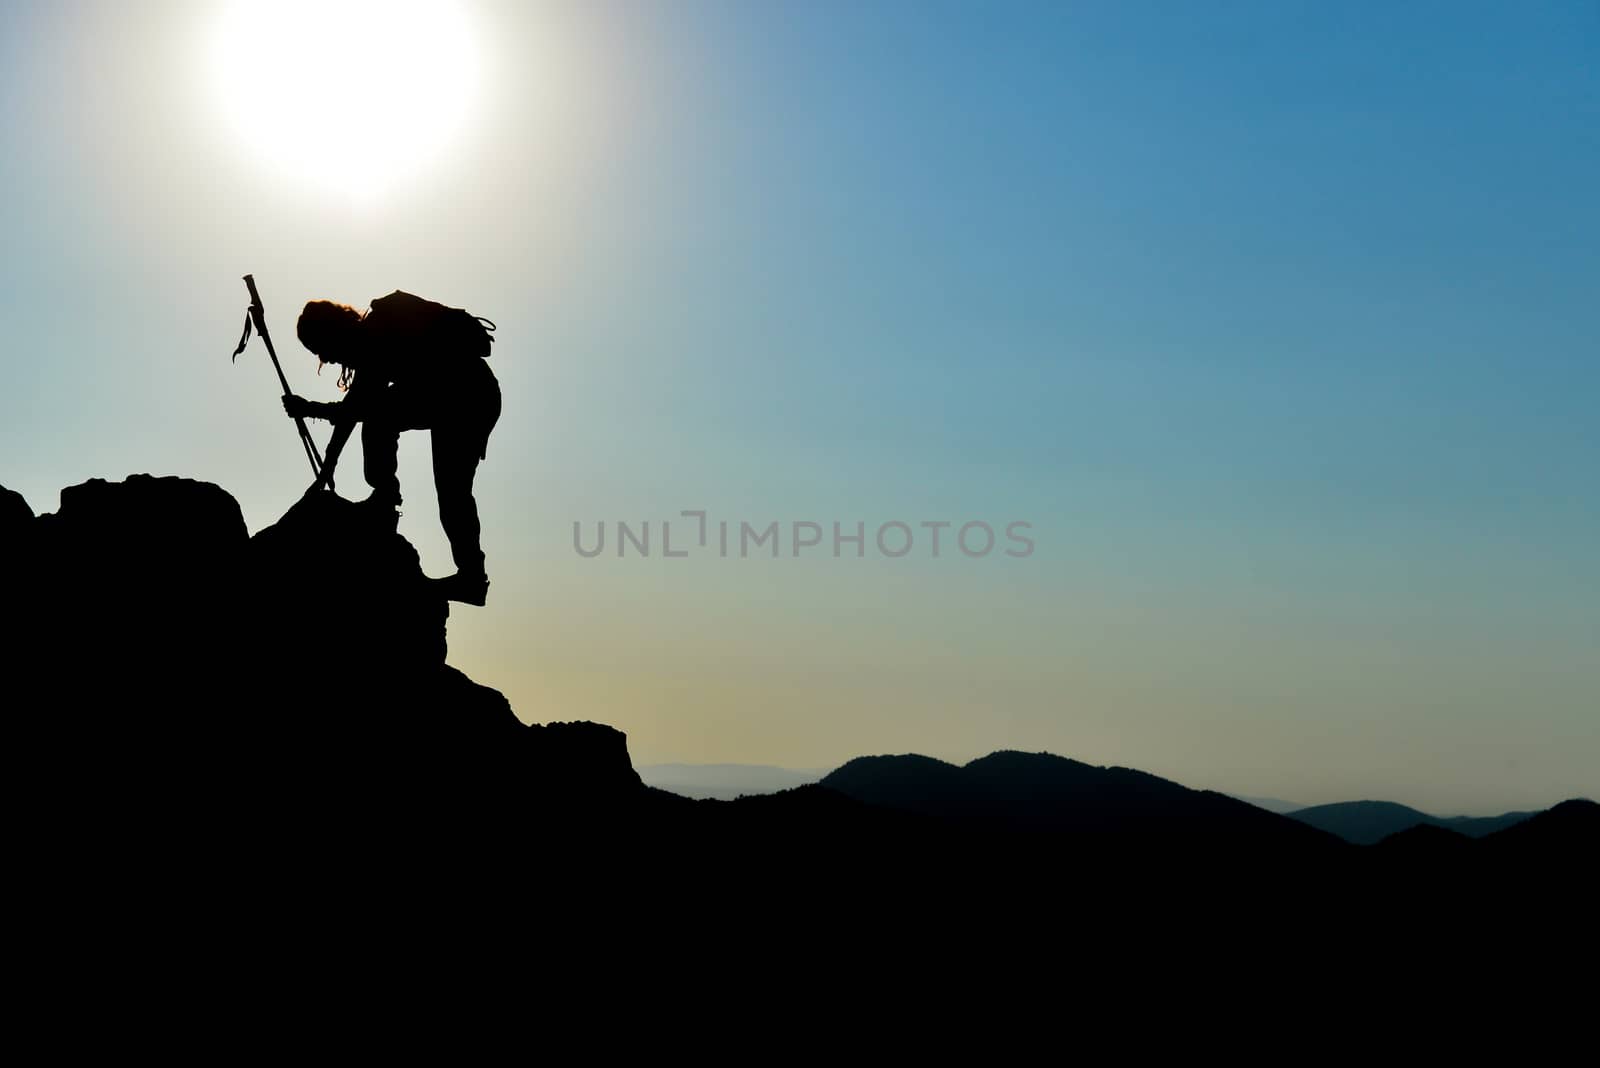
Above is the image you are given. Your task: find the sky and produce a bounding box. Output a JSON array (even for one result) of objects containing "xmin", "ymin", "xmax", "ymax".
[{"xmin": 1, "ymin": 1, "xmax": 1595, "ymax": 814}]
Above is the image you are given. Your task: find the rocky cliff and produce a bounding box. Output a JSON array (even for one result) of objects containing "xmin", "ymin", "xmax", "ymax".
[{"xmin": 4, "ymin": 475, "xmax": 646, "ymax": 868}]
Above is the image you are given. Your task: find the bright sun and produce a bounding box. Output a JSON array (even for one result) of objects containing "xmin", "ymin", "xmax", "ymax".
[{"xmin": 208, "ymin": 0, "xmax": 481, "ymax": 202}]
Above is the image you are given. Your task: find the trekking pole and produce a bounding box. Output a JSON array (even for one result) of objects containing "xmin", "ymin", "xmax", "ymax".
[{"xmin": 232, "ymin": 274, "xmax": 325, "ymax": 481}]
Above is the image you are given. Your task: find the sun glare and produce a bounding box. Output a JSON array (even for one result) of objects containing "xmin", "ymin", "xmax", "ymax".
[{"xmin": 207, "ymin": 0, "xmax": 481, "ymax": 203}]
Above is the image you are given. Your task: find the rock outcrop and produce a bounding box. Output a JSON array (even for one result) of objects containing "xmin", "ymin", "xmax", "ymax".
[
  {"xmin": 1, "ymin": 483, "xmax": 32, "ymax": 533},
  {"xmin": 7, "ymin": 475, "xmax": 644, "ymax": 863}
]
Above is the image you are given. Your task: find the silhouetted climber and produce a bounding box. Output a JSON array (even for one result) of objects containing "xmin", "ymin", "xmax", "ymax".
[{"xmin": 284, "ymin": 292, "xmax": 501, "ymax": 605}]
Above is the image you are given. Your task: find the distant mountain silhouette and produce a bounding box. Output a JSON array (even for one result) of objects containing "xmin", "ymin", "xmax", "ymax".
[
  {"xmin": 1365, "ymin": 799, "xmax": 1598, "ymax": 879},
  {"xmin": 1288, "ymin": 800, "xmax": 1535, "ymax": 845},
  {"xmin": 822, "ymin": 750, "xmax": 1340, "ymax": 851}
]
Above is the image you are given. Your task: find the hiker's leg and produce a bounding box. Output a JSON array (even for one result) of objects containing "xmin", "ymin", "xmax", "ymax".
[
  {"xmin": 435, "ymin": 368, "xmax": 501, "ymax": 574},
  {"xmin": 361, "ymin": 388, "xmax": 430, "ymax": 503},
  {"xmin": 361, "ymin": 417, "xmax": 402, "ymax": 502},
  {"xmin": 433, "ymin": 425, "xmax": 486, "ymax": 577}
]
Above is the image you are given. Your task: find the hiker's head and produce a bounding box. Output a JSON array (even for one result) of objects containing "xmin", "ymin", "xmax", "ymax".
[
  {"xmin": 297, "ymin": 300, "xmax": 363, "ymax": 363},
  {"xmin": 298, "ymin": 300, "xmax": 364, "ymax": 390}
]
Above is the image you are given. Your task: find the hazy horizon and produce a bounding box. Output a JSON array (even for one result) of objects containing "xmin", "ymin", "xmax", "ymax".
[{"xmin": 3, "ymin": 1, "xmax": 1595, "ymax": 815}]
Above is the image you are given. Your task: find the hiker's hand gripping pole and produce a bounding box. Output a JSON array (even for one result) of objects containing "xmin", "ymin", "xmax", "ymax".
[{"xmin": 240, "ymin": 274, "xmax": 326, "ymax": 483}]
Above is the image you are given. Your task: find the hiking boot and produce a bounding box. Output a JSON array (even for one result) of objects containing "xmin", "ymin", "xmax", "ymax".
[
  {"xmin": 356, "ymin": 490, "xmax": 402, "ymax": 511},
  {"xmin": 431, "ymin": 570, "xmax": 490, "ymax": 606},
  {"xmin": 352, "ymin": 491, "xmax": 402, "ymax": 528}
]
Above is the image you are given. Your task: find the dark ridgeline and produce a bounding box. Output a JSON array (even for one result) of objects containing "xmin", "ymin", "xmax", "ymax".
[
  {"xmin": 822, "ymin": 751, "xmax": 1341, "ymax": 847},
  {"xmin": 1, "ymin": 484, "xmax": 29, "ymax": 530},
  {"xmin": 1287, "ymin": 800, "xmax": 1536, "ymax": 845},
  {"xmin": 1478, "ymin": 799, "xmax": 1598, "ymax": 859},
  {"xmin": 4, "ymin": 474, "xmax": 1595, "ymax": 943}
]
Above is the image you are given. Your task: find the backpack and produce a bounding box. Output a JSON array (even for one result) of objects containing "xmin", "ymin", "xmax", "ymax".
[{"xmin": 367, "ymin": 290, "xmax": 496, "ymax": 359}]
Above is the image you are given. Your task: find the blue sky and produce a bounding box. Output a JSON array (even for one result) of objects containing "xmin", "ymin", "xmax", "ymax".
[{"xmin": 2, "ymin": 1, "xmax": 1595, "ymax": 812}]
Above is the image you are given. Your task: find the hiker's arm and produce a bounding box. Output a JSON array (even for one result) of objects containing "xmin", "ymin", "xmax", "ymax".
[
  {"xmin": 283, "ymin": 376, "xmax": 377, "ymax": 425},
  {"xmin": 320, "ymin": 420, "xmax": 355, "ymax": 485},
  {"xmin": 283, "ymin": 393, "xmax": 364, "ymax": 425}
]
